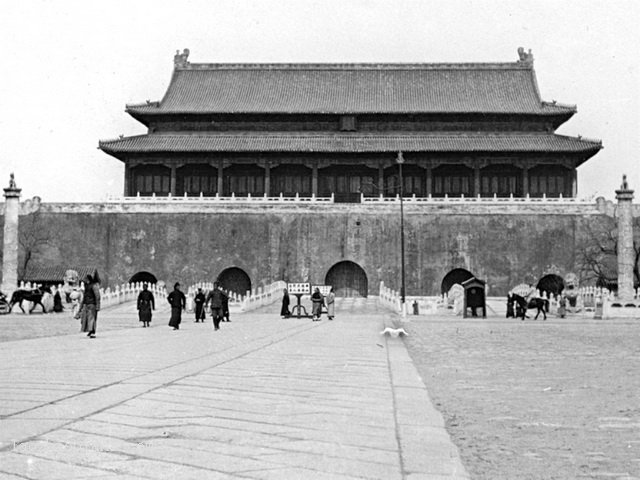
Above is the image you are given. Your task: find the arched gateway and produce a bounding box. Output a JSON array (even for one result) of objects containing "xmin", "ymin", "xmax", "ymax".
[
  {"xmin": 441, "ymin": 268, "xmax": 475, "ymax": 295},
  {"xmin": 325, "ymin": 261, "xmax": 368, "ymax": 297},
  {"xmin": 217, "ymin": 267, "xmax": 251, "ymax": 296},
  {"xmin": 536, "ymin": 274, "xmax": 564, "ymax": 296},
  {"xmin": 129, "ymin": 271, "xmax": 157, "ymax": 284}
]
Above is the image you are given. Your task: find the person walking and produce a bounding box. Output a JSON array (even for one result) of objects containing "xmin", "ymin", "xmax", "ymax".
[
  {"xmin": 206, "ymin": 283, "xmax": 224, "ymax": 330},
  {"xmin": 80, "ymin": 273, "xmax": 101, "ymax": 338},
  {"xmin": 222, "ymin": 289, "xmax": 230, "ymax": 322},
  {"xmin": 167, "ymin": 282, "xmax": 186, "ymax": 330},
  {"xmin": 311, "ymin": 287, "xmax": 324, "ymax": 321},
  {"xmin": 194, "ymin": 287, "xmax": 206, "ymax": 323},
  {"xmin": 280, "ymin": 288, "xmax": 291, "ymax": 318},
  {"xmin": 137, "ymin": 283, "xmax": 155, "ymax": 327},
  {"xmin": 326, "ymin": 287, "xmax": 336, "ymax": 320}
]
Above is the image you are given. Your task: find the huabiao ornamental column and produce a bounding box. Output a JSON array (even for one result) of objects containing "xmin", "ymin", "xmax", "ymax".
[
  {"xmin": 615, "ymin": 174, "xmax": 635, "ymax": 302},
  {"xmin": 2, "ymin": 173, "xmax": 21, "ymax": 297}
]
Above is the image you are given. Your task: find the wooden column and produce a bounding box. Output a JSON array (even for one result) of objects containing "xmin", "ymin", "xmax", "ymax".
[
  {"xmin": 264, "ymin": 162, "xmax": 271, "ymax": 196},
  {"xmin": 124, "ymin": 165, "xmax": 130, "ymax": 196},
  {"xmin": 218, "ymin": 159, "xmax": 224, "ymax": 195},
  {"xmin": 522, "ymin": 167, "xmax": 529, "ymax": 197},
  {"xmin": 571, "ymin": 169, "xmax": 578, "ymax": 197},
  {"xmin": 169, "ymin": 165, "xmax": 177, "ymax": 196},
  {"xmin": 474, "ymin": 166, "xmax": 481, "ymax": 196},
  {"xmin": 378, "ymin": 163, "xmax": 384, "ymax": 192},
  {"xmin": 425, "ymin": 166, "xmax": 432, "ymax": 197},
  {"xmin": 312, "ymin": 162, "xmax": 318, "ymax": 196}
]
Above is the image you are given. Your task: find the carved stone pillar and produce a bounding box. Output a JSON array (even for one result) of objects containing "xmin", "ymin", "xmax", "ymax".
[
  {"xmin": 615, "ymin": 176, "xmax": 635, "ymax": 302},
  {"xmin": 2, "ymin": 175, "xmax": 21, "ymax": 297}
]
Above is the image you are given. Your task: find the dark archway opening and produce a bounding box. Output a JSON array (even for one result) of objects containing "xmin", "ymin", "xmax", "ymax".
[
  {"xmin": 217, "ymin": 267, "xmax": 252, "ymax": 296},
  {"xmin": 325, "ymin": 261, "xmax": 368, "ymax": 297},
  {"xmin": 536, "ymin": 274, "xmax": 564, "ymax": 297},
  {"xmin": 441, "ymin": 268, "xmax": 474, "ymax": 295},
  {"xmin": 129, "ymin": 271, "xmax": 157, "ymax": 285}
]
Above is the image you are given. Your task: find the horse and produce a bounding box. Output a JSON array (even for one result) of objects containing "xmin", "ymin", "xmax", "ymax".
[
  {"xmin": 512, "ymin": 294, "xmax": 549, "ymax": 321},
  {"xmin": 9, "ymin": 286, "xmax": 52, "ymax": 314}
]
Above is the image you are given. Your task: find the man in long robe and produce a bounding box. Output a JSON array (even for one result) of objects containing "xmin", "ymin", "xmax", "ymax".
[
  {"xmin": 194, "ymin": 287, "xmax": 206, "ymax": 322},
  {"xmin": 137, "ymin": 284, "xmax": 155, "ymax": 327},
  {"xmin": 167, "ymin": 283, "xmax": 186, "ymax": 330}
]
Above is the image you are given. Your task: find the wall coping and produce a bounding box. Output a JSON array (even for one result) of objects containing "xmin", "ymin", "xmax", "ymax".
[{"xmin": 2, "ymin": 195, "xmax": 636, "ymax": 216}]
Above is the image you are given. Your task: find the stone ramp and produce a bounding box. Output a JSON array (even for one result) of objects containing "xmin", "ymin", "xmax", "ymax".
[
  {"xmin": 0, "ymin": 309, "xmax": 468, "ymax": 479},
  {"xmin": 255, "ymin": 295, "xmax": 386, "ymax": 316}
]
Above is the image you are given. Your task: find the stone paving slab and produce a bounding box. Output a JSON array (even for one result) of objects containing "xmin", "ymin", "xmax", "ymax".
[{"xmin": 0, "ymin": 303, "xmax": 468, "ymax": 479}]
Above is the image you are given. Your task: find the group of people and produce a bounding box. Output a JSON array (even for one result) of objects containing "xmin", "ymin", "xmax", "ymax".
[
  {"xmin": 281, "ymin": 287, "xmax": 335, "ymax": 321},
  {"xmin": 136, "ymin": 282, "xmax": 230, "ymax": 331}
]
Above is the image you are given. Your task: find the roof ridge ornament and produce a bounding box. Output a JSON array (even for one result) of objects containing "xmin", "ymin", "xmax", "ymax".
[
  {"xmin": 174, "ymin": 48, "xmax": 190, "ymax": 68},
  {"xmin": 517, "ymin": 47, "xmax": 534, "ymax": 65}
]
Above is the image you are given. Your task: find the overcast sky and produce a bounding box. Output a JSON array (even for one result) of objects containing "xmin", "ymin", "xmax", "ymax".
[{"xmin": 1, "ymin": 0, "xmax": 638, "ymax": 202}]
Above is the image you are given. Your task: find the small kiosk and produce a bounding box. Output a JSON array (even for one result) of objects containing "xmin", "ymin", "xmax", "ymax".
[{"xmin": 462, "ymin": 277, "xmax": 486, "ymax": 318}]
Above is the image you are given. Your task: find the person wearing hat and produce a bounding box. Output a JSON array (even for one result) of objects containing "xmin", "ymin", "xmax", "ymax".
[
  {"xmin": 80, "ymin": 273, "xmax": 101, "ymax": 338},
  {"xmin": 167, "ymin": 282, "xmax": 186, "ymax": 330},
  {"xmin": 193, "ymin": 287, "xmax": 206, "ymax": 323},
  {"xmin": 137, "ymin": 283, "xmax": 155, "ymax": 328}
]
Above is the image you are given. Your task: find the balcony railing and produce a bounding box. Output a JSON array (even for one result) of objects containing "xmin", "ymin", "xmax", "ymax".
[
  {"xmin": 106, "ymin": 193, "xmax": 334, "ymax": 203},
  {"xmin": 105, "ymin": 192, "xmax": 595, "ymax": 205}
]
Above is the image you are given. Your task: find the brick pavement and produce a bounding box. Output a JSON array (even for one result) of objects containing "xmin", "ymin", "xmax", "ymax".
[{"xmin": 0, "ymin": 300, "xmax": 468, "ymax": 479}]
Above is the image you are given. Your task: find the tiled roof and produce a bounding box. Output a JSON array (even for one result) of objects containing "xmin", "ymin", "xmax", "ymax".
[
  {"xmin": 125, "ymin": 63, "xmax": 575, "ymax": 115},
  {"xmin": 23, "ymin": 266, "xmax": 97, "ymax": 283},
  {"xmin": 100, "ymin": 132, "xmax": 602, "ymax": 154}
]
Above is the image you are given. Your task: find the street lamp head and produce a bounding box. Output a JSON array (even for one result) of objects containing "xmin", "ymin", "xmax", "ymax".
[{"xmin": 396, "ymin": 151, "xmax": 404, "ymax": 164}]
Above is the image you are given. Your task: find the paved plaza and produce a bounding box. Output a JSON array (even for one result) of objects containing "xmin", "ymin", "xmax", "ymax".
[{"xmin": 0, "ymin": 299, "xmax": 468, "ymax": 479}]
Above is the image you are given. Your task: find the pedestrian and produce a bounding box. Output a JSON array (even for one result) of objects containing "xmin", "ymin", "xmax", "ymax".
[
  {"xmin": 194, "ymin": 287, "xmax": 206, "ymax": 322},
  {"xmin": 326, "ymin": 287, "xmax": 335, "ymax": 320},
  {"xmin": 206, "ymin": 283, "xmax": 224, "ymax": 330},
  {"xmin": 280, "ymin": 288, "xmax": 291, "ymax": 318},
  {"xmin": 222, "ymin": 290, "xmax": 230, "ymax": 322},
  {"xmin": 137, "ymin": 283, "xmax": 155, "ymax": 327},
  {"xmin": 311, "ymin": 287, "xmax": 324, "ymax": 321},
  {"xmin": 506, "ymin": 293, "xmax": 515, "ymax": 318},
  {"xmin": 167, "ymin": 282, "xmax": 186, "ymax": 330},
  {"xmin": 80, "ymin": 273, "xmax": 101, "ymax": 338},
  {"xmin": 558, "ymin": 294, "xmax": 567, "ymax": 318},
  {"xmin": 53, "ymin": 289, "xmax": 63, "ymax": 313}
]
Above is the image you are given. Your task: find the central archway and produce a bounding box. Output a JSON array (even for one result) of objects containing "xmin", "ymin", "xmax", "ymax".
[
  {"xmin": 128, "ymin": 271, "xmax": 157, "ymax": 285},
  {"xmin": 441, "ymin": 268, "xmax": 474, "ymax": 295},
  {"xmin": 536, "ymin": 274, "xmax": 564, "ymax": 296},
  {"xmin": 324, "ymin": 261, "xmax": 368, "ymax": 297},
  {"xmin": 216, "ymin": 267, "xmax": 251, "ymax": 296}
]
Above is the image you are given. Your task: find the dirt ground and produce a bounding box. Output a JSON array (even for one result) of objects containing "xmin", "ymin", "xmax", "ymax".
[{"xmin": 404, "ymin": 315, "xmax": 640, "ymax": 480}]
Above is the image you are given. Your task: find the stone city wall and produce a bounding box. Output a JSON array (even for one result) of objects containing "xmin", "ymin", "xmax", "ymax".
[{"xmin": 1, "ymin": 199, "xmax": 628, "ymax": 296}]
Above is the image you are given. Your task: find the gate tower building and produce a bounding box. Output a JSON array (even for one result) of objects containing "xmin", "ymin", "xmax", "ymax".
[{"xmin": 100, "ymin": 48, "xmax": 601, "ymax": 201}]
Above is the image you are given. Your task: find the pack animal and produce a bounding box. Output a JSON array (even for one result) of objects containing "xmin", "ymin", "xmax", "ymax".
[
  {"xmin": 9, "ymin": 287, "xmax": 51, "ymax": 314},
  {"xmin": 512, "ymin": 294, "xmax": 549, "ymax": 321}
]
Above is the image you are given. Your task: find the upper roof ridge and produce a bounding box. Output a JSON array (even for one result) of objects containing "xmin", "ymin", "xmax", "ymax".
[
  {"xmin": 175, "ymin": 62, "xmax": 532, "ymax": 71},
  {"xmin": 172, "ymin": 47, "xmax": 536, "ymax": 71}
]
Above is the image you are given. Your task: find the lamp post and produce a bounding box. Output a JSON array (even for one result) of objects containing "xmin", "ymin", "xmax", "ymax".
[{"xmin": 396, "ymin": 151, "xmax": 406, "ymax": 315}]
